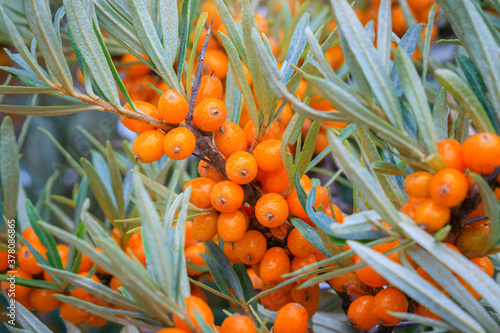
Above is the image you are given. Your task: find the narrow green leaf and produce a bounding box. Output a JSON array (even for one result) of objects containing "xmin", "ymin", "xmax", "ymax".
[
  {"xmin": 295, "ymin": 120, "xmax": 320, "ymax": 177},
  {"xmin": 158, "ymin": 0, "xmax": 178, "ymax": 65},
  {"xmin": 422, "ymin": 5, "xmax": 437, "ymax": 85},
  {"xmin": 0, "ymin": 104, "xmax": 97, "ymax": 116},
  {"xmin": 205, "ymin": 241, "xmax": 244, "ymax": 300},
  {"xmin": 4, "ymin": 299, "xmax": 52, "ymax": 333},
  {"xmin": 176, "ymin": 0, "xmax": 192, "ymax": 81},
  {"xmin": 432, "ymin": 87, "xmax": 449, "ymax": 141},
  {"xmin": 106, "ymin": 142, "xmax": 124, "ymax": 218},
  {"xmin": 0, "ymin": 117, "xmax": 19, "ymax": 220},
  {"xmin": 377, "ymin": 0, "xmax": 392, "ymax": 71},
  {"xmin": 291, "ymin": 219, "xmax": 331, "ymax": 258},
  {"xmin": 213, "ymin": 0, "xmax": 246, "ymax": 60},
  {"xmin": 0, "ymin": 85, "xmax": 55, "ymax": 94}
]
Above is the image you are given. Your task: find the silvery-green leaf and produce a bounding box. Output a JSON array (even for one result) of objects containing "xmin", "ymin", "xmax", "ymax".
[
  {"xmin": 432, "ymin": 87, "xmax": 449, "ymax": 141},
  {"xmin": 158, "ymin": 0, "xmax": 178, "ymax": 64},
  {"xmin": 422, "ymin": 5, "xmax": 437, "ymax": 84},
  {"xmin": 214, "ymin": 0, "xmax": 246, "ymax": 60},
  {"xmin": 281, "ymin": 14, "xmax": 309, "ymax": 84},
  {"xmin": 0, "ymin": 117, "xmax": 19, "ymax": 220},
  {"xmin": 377, "ymin": 0, "xmax": 391, "ymax": 71}
]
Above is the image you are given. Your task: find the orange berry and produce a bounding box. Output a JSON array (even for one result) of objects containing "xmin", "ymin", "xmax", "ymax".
[
  {"xmin": 328, "ymin": 272, "xmax": 357, "ymax": 292},
  {"xmin": 354, "ymin": 262, "xmax": 389, "ymax": 288},
  {"xmin": 193, "ymin": 98, "xmax": 227, "ymax": 132},
  {"xmin": 414, "ymin": 304, "xmax": 441, "ymax": 321},
  {"xmin": 217, "ymin": 210, "xmax": 248, "ymax": 243},
  {"xmin": 471, "ymin": 256, "xmax": 494, "ymax": 277},
  {"xmin": 253, "ymin": 139, "xmax": 283, "ymax": 172},
  {"xmin": 372, "ymin": 287, "xmax": 408, "ymax": 326},
  {"xmin": 287, "ymin": 228, "xmax": 316, "ymax": 258},
  {"xmin": 184, "ymin": 177, "xmax": 217, "ymax": 208},
  {"xmin": 429, "ymin": 168, "xmax": 468, "ymax": 207},
  {"xmin": 264, "ymin": 167, "xmax": 289, "ymax": 193},
  {"xmin": 21, "ymin": 227, "xmax": 41, "ymax": 245},
  {"xmin": 163, "ymin": 127, "xmax": 196, "ymax": 160},
  {"xmin": 1, "ymin": 268, "xmax": 32, "ymax": 298},
  {"xmin": 158, "ymin": 89, "xmax": 189, "ymax": 124},
  {"xmin": 0, "ymin": 252, "xmax": 8, "ymax": 271},
  {"xmin": 243, "ymin": 121, "xmax": 280, "ymax": 147},
  {"xmin": 201, "ymin": 1, "xmax": 222, "ymax": 28},
  {"xmin": 274, "ymin": 303, "xmax": 309, "ymax": 333},
  {"xmin": 132, "ymin": 130, "xmax": 165, "ymax": 163},
  {"xmin": 210, "ymin": 181, "xmax": 245, "ymax": 213},
  {"xmin": 69, "ymin": 272, "xmax": 101, "ymax": 300},
  {"xmin": 198, "ymin": 160, "xmax": 226, "ymax": 182},
  {"xmin": 221, "ymin": 314, "xmax": 257, "ymax": 333},
  {"xmin": 223, "ymin": 242, "xmax": 242, "ymax": 264},
  {"xmin": 30, "ymin": 289, "xmax": 60, "ymax": 313},
  {"xmin": 247, "ymin": 268, "xmax": 263, "ymax": 289},
  {"xmin": 185, "ymin": 244, "xmax": 206, "ymax": 276},
  {"xmin": 404, "ymin": 171, "xmax": 433, "ymax": 198},
  {"xmin": 157, "ymin": 329, "xmax": 187, "ymax": 333},
  {"xmin": 173, "ymin": 296, "xmax": 214, "ymax": 333},
  {"xmin": 225, "ymin": 151, "xmax": 258, "ymax": 184},
  {"xmin": 255, "ymin": 193, "xmax": 289, "ymax": 228},
  {"xmin": 18, "ymin": 243, "xmax": 46, "ymax": 275},
  {"xmin": 85, "ymin": 314, "xmax": 108, "ymax": 327},
  {"xmin": 214, "ymin": 122, "xmax": 247, "ymax": 157},
  {"xmin": 260, "ymin": 284, "xmax": 294, "ymax": 311},
  {"xmin": 347, "ymin": 295, "xmax": 378, "ymax": 330},
  {"xmin": 121, "ymin": 53, "xmax": 150, "ymax": 79},
  {"xmin": 291, "ymin": 255, "xmax": 317, "ymax": 284},
  {"xmin": 438, "ymin": 138, "xmax": 465, "ymax": 172},
  {"xmin": 202, "ymin": 49, "xmax": 228, "ymax": 80},
  {"xmin": 463, "ymin": 133, "xmax": 500, "ymax": 174},
  {"xmin": 325, "ymin": 46, "xmax": 344, "ymax": 70},
  {"xmin": 414, "ymin": 199, "xmax": 450, "ymax": 232},
  {"xmin": 191, "ymin": 211, "xmax": 219, "ymax": 242},
  {"xmin": 235, "ymin": 230, "xmax": 267, "ymax": 265},
  {"xmin": 110, "ymin": 276, "xmax": 122, "ymax": 293},
  {"xmin": 196, "ymin": 75, "xmax": 223, "ymax": 105},
  {"xmin": 120, "ymin": 101, "xmax": 161, "ymax": 133},
  {"xmin": 454, "ymin": 224, "xmax": 489, "ymax": 257},
  {"xmin": 260, "ymin": 247, "xmax": 291, "ymax": 284},
  {"xmin": 60, "ymin": 302, "xmax": 90, "ymax": 325},
  {"xmin": 290, "ymin": 284, "xmax": 320, "ymax": 304},
  {"xmin": 79, "ymin": 253, "xmax": 94, "ymax": 273}
]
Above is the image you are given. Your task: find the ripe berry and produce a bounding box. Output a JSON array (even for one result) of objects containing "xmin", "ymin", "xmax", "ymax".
[
  {"xmin": 198, "ymin": 160, "xmax": 225, "ymax": 182},
  {"xmin": 201, "ymin": 1, "xmax": 222, "ymax": 28},
  {"xmin": 21, "ymin": 227, "xmax": 41, "ymax": 245},
  {"xmin": 274, "ymin": 303, "xmax": 309, "ymax": 333},
  {"xmin": 157, "ymin": 329, "xmax": 186, "ymax": 333},
  {"xmin": 287, "ymin": 228, "xmax": 317, "ymax": 258},
  {"xmin": 193, "ymin": 98, "xmax": 227, "ymax": 132},
  {"xmin": 465, "ymin": 133, "xmax": 500, "ymax": 174},
  {"xmin": 429, "ymin": 168, "xmax": 468, "ymax": 207},
  {"xmin": 235, "ymin": 230, "xmax": 267, "ymax": 265},
  {"xmin": 471, "ymin": 256, "xmax": 494, "ymax": 277},
  {"xmin": 121, "ymin": 53, "xmax": 150, "ymax": 79},
  {"xmin": 110, "ymin": 276, "xmax": 122, "ymax": 293},
  {"xmin": 0, "ymin": 252, "xmax": 8, "ymax": 272},
  {"xmin": 196, "ymin": 75, "xmax": 223, "ymax": 105},
  {"xmin": 217, "ymin": 210, "xmax": 248, "ymax": 243},
  {"xmin": 185, "ymin": 244, "xmax": 206, "ymax": 276},
  {"xmin": 223, "ymin": 242, "xmax": 242, "ymax": 264},
  {"xmin": 372, "ymin": 287, "xmax": 408, "ymax": 326},
  {"xmin": 210, "ymin": 181, "xmax": 245, "ymax": 213},
  {"xmin": 158, "ymin": 89, "xmax": 189, "ymax": 124},
  {"xmin": 414, "ymin": 303, "xmax": 441, "ymax": 321},
  {"xmin": 347, "ymin": 295, "xmax": 378, "ymax": 330},
  {"xmin": 253, "ymin": 139, "xmax": 283, "ymax": 172},
  {"xmin": 354, "ymin": 242, "xmax": 400, "ymax": 287},
  {"xmin": 291, "ymin": 255, "xmax": 318, "ymax": 284},
  {"xmin": 260, "ymin": 247, "xmax": 291, "ymax": 284},
  {"xmin": 191, "ymin": 211, "xmax": 219, "ymax": 242},
  {"xmin": 132, "ymin": 130, "xmax": 165, "ymax": 163},
  {"xmin": 163, "ymin": 127, "xmax": 196, "ymax": 160},
  {"xmin": 255, "ymin": 193, "xmax": 289, "ymax": 228},
  {"xmin": 260, "ymin": 284, "xmax": 294, "ymax": 311},
  {"xmin": 120, "ymin": 101, "xmax": 161, "ymax": 133},
  {"xmin": 85, "ymin": 313, "xmax": 108, "ymax": 327},
  {"xmin": 290, "ymin": 283, "xmax": 320, "ymax": 304},
  {"xmin": 69, "ymin": 272, "xmax": 101, "ymax": 300},
  {"xmin": 404, "ymin": 171, "xmax": 433, "ymax": 198},
  {"xmin": 438, "ymin": 138, "xmax": 465, "ymax": 172},
  {"xmin": 30, "ymin": 289, "xmax": 60, "ymax": 312},
  {"xmin": 221, "ymin": 314, "xmax": 257, "ymax": 333},
  {"xmin": 18, "ymin": 243, "xmax": 47, "ymax": 275},
  {"xmin": 264, "ymin": 167, "xmax": 289, "ymax": 193},
  {"xmin": 244, "ymin": 121, "xmax": 280, "ymax": 147},
  {"xmin": 328, "ymin": 272, "xmax": 357, "ymax": 292},
  {"xmin": 225, "ymin": 151, "xmax": 258, "ymax": 184},
  {"xmin": 214, "ymin": 122, "xmax": 247, "ymax": 157},
  {"xmin": 60, "ymin": 302, "xmax": 90, "ymax": 325},
  {"xmin": 1, "ymin": 268, "xmax": 32, "ymax": 298},
  {"xmin": 172, "ymin": 296, "xmax": 214, "ymax": 333},
  {"xmin": 184, "ymin": 177, "xmax": 217, "ymax": 208},
  {"xmin": 414, "ymin": 199, "xmax": 450, "ymax": 232},
  {"xmin": 202, "ymin": 49, "xmax": 229, "ymax": 80}
]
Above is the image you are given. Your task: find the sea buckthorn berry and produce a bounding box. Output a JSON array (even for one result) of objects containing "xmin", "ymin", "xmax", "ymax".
[
  {"xmin": 30, "ymin": 289, "xmax": 60, "ymax": 312},
  {"xmin": 253, "ymin": 139, "xmax": 283, "ymax": 172},
  {"xmin": 264, "ymin": 167, "xmax": 289, "ymax": 193},
  {"xmin": 210, "ymin": 181, "xmax": 245, "ymax": 213},
  {"xmin": 191, "ymin": 211, "xmax": 219, "ymax": 242},
  {"xmin": 372, "ymin": 287, "xmax": 408, "ymax": 326},
  {"xmin": 354, "ymin": 260, "xmax": 389, "ymax": 288},
  {"xmin": 287, "ymin": 228, "xmax": 316, "ymax": 258},
  {"xmin": 214, "ymin": 122, "xmax": 247, "ymax": 157},
  {"xmin": 158, "ymin": 89, "xmax": 189, "ymax": 124},
  {"xmin": 173, "ymin": 296, "xmax": 214, "ymax": 333},
  {"xmin": 414, "ymin": 304, "xmax": 441, "ymax": 321},
  {"xmin": 243, "ymin": 121, "xmax": 280, "ymax": 147},
  {"xmin": 429, "ymin": 168, "xmax": 468, "ymax": 207},
  {"xmin": 347, "ymin": 295, "xmax": 378, "ymax": 330},
  {"xmin": 21, "ymin": 227, "xmax": 41, "ymax": 245},
  {"xmin": 255, "ymin": 193, "xmax": 289, "ymax": 228},
  {"xmin": 260, "ymin": 247, "xmax": 291, "ymax": 284},
  {"xmin": 223, "ymin": 242, "xmax": 242, "ymax": 264},
  {"xmin": 235, "ymin": 230, "xmax": 267, "ymax": 265},
  {"xmin": 438, "ymin": 139, "xmax": 465, "ymax": 172},
  {"xmin": 60, "ymin": 302, "xmax": 90, "ymax": 325},
  {"xmin": 274, "ymin": 303, "xmax": 309, "ymax": 333},
  {"xmin": 416, "ymin": 266, "xmax": 448, "ymax": 295},
  {"xmin": 291, "ymin": 255, "xmax": 318, "ymax": 284},
  {"xmin": 86, "ymin": 314, "xmax": 108, "ymax": 327},
  {"xmin": 455, "ymin": 225, "xmax": 489, "ymax": 257},
  {"xmin": 328, "ymin": 272, "xmax": 357, "ymax": 292},
  {"xmin": 121, "ymin": 53, "xmax": 150, "ymax": 79},
  {"xmin": 193, "ymin": 98, "xmax": 227, "ymax": 132},
  {"xmin": 221, "ymin": 314, "xmax": 257, "ymax": 333},
  {"xmin": 185, "ymin": 244, "xmax": 206, "ymax": 276},
  {"xmin": 132, "ymin": 130, "xmax": 165, "ymax": 163},
  {"xmin": 404, "ymin": 171, "xmax": 433, "ymax": 198},
  {"xmin": 0, "ymin": 252, "xmax": 8, "ymax": 271},
  {"xmin": 414, "ymin": 199, "xmax": 451, "ymax": 232},
  {"xmin": 120, "ymin": 101, "xmax": 161, "ymax": 133},
  {"xmin": 463, "ymin": 133, "xmax": 500, "ymax": 174},
  {"xmin": 471, "ymin": 257, "xmax": 494, "ymax": 277},
  {"xmin": 70, "ymin": 272, "xmax": 101, "ymax": 300},
  {"xmin": 196, "ymin": 75, "xmax": 223, "ymax": 105},
  {"xmin": 163, "ymin": 127, "xmax": 196, "ymax": 160},
  {"xmin": 325, "ymin": 204, "xmax": 344, "ymax": 223},
  {"xmin": 247, "ymin": 268, "xmax": 263, "ymax": 289},
  {"xmin": 110, "ymin": 276, "xmax": 122, "ymax": 293},
  {"xmin": 260, "ymin": 284, "xmax": 294, "ymax": 311},
  {"xmin": 291, "ymin": 283, "xmax": 320, "ymax": 304},
  {"xmin": 198, "ymin": 160, "xmax": 226, "ymax": 182},
  {"xmin": 1, "ymin": 268, "xmax": 32, "ymax": 298},
  {"xmin": 217, "ymin": 210, "xmax": 248, "ymax": 243},
  {"xmin": 184, "ymin": 177, "xmax": 217, "ymax": 208},
  {"xmin": 225, "ymin": 151, "xmax": 258, "ymax": 184},
  {"xmin": 202, "ymin": 49, "xmax": 229, "ymax": 79},
  {"xmin": 158, "ymin": 329, "xmax": 187, "ymax": 333},
  {"xmin": 18, "ymin": 243, "xmax": 47, "ymax": 275}
]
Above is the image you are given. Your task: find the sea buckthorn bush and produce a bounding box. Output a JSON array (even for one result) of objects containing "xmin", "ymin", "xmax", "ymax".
[{"xmin": 0, "ymin": 0, "xmax": 499, "ymax": 332}]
